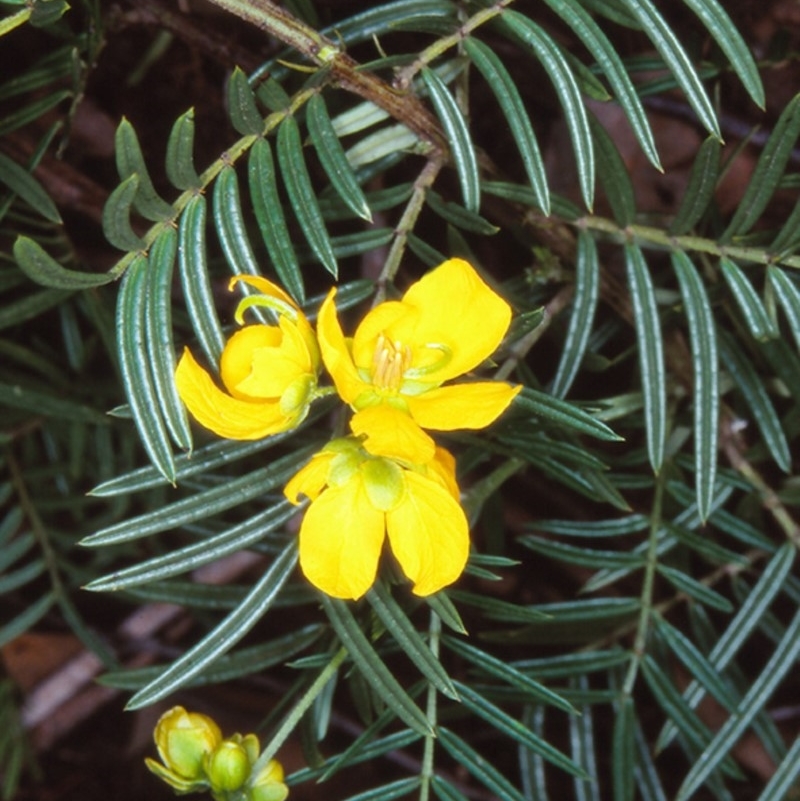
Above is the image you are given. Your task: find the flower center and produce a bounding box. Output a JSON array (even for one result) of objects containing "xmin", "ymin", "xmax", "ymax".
[{"xmin": 371, "ymin": 333, "xmax": 412, "ymax": 391}]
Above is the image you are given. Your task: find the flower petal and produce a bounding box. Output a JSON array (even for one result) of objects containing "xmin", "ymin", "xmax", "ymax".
[
  {"xmin": 235, "ymin": 319, "xmax": 314, "ymax": 398},
  {"xmin": 317, "ymin": 289, "xmax": 367, "ymax": 404},
  {"xmin": 427, "ymin": 446, "xmax": 460, "ymax": 501},
  {"xmin": 176, "ymin": 348, "xmax": 292, "ymax": 440},
  {"xmin": 394, "ymin": 258, "xmax": 512, "ymax": 383},
  {"xmin": 220, "ymin": 326, "xmax": 281, "ymax": 398},
  {"xmin": 299, "ymin": 479, "xmax": 385, "ymax": 599},
  {"xmin": 386, "ymin": 471, "xmax": 469, "ymax": 596},
  {"xmin": 351, "ymin": 404, "xmax": 436, "ymax": 464},
  {"xmin": 284, "ymin": 452, "xmax": 334, "ymax": 504},
  {"xmin": 406, "ymin": 381, "xmax": 521, "ymax": 430}
]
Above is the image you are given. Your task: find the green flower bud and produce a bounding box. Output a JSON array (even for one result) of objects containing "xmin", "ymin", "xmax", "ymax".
[
  {"xmin": 205, "ymin": 737, "xmax": 250, "ymax": 794},
  {"xmin": 152, "ymin": 706, "xmax": 222, "ymax": 782}
]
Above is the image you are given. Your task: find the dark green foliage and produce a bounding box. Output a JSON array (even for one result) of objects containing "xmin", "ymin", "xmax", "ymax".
[{"xmin": 3, "ymin": 1, "xmax": 800, "ymax": 800}]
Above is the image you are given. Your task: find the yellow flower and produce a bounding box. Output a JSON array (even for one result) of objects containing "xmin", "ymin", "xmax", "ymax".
[
  {"xmin": 145, "ymin": 706, "xmax": 221, "ymax": 793},
  {"xmin": 284, "ymin": 436, "xmax": 468, "ymax": 600},
  {"xmin": 318, "ymin": 257, "xmax": 521, "ymax": 463},
  {"xmin": 175, "ymin": 275, "xmax": 320, "ymax": 440}
]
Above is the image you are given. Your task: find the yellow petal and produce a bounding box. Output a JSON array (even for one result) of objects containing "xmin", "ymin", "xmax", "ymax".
[
  {"xmin": 386, "ymin": 471, "xmax": 469, "ymax": 596},
  {"xmin": 298, "ymin": 479, "xmax": 385, "ymax": 599},
  {"xmin": 175, "ymin": 348, "xmax": 292, "ymax": 440},
  {"xmin": 317, "ymin": 289, "xmax": 368, "ymax": 404},
  {"xmin": 230, "ymin": 275, "xmax": 297, "ymax": 308},
  {"xmin": 406, "ymin": 381, "xmax": 521, "ymax": 430},
  {"xmin": 220, "ymin": 326, "xmax": 281, "ymax": 398},
  {"xmin": 393, "ymin": 258, "xmax": 512, "ymax": 383},
  {"xmin": 284, "ymin": 452, "xmax": 334, "ymax": 504},
  {"xmin": 351, "ymin": 404, "xmax": 436, "ymax": 464},
  {"xmin": 427, "ymin": 446, "xmax": 460, "ymax": 501},
  {"xmin": 236, "ymin": 319, "xmax": 313, "ymax": 398}
]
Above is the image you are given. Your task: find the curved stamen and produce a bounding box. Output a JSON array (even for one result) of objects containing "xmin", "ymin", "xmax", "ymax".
[
  {"xmin": 404, "ymin": 342, "xmax": 453, "ymax": 378},
  {"xmin": 234, "ymin": 295, "xmax": 299, "ymax": 326}
]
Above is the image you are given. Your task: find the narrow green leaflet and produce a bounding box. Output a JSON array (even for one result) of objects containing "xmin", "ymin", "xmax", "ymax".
[
  {"xmin": 464, "ymin": 37, "xmax": 549, "ymax": 213},
  {"xmin": 90, "ymin": 412, "xmax": 325, "ymax": 497},
  {"xmin": 672, "ymin": 251, "xmax": 719, "ymax": 520},
  {"xmin": 165, "ymin": 108, "xmax": 201, "ymax": 190},
  {"xmin": 633, "ymin": 720, "xmax": 668, "ymax": 801},
  {"xmin": 425, "ymin": 190, "xmax": 498, "ymax": 235},
  {"xmin": 456, "ymin": 682, "xmax": 585, "ymax": 777},
  {"xmin": 227, "ymin": 66, "xmax": 263, "ymax": 136},
  {"xmin": 340, "ymin": 778, "xmax": 421, "ymax": 801},
  {"xmin": 519, "ymin": 534, "xmax": 643, "ymax": 571},
  {"xmin": 0, "ymin": 591, "xmax": 55, "ymax": 649},
  {"xmin": 500, "ymin": 11, "xmax": 594, "ymax": 208},
  {"xmin": 719, "ymin": 258, "xmax": 777, "ymax": 340},
  {"xmin": 443, "ymin": 635, "xmax": 574, "ymax": 714},
  {"xmin": 0, "ymin": 381, "xmax": 105, "ymax": 423},
  {"xmin": 568, "ymin": 677, "xmax": 601, "ymax": 801},
  {"xmin": 0, "ymin": 89, "xmax": 71, "ymax": 138},
  {"xmin": 316, "ymin": 0, "xmax": 456, "ymax": 47},
  {"xmin": 114, "ymin": 117, "xmax": 174, "ymax": 221},
  {"xmin": 681, "ymin": 0, "xmax": 764, "ymax": 107},
  {"xmin": 366, "ymin": 582, "xmax": 458, "ymax": 700},
  {"xmin": 551, "ymin": 233, "xmax": 599, "ymax": 399},
  {"xmin": 718, "ymin": 328, "xmax": 790, "ymax": 472},
  {"xmin": 669, "ymin": 136, "xmax": 721, "ymax": 235},
  {"xmin": 115, "ymin": 255, "xmax": 175, "ymax": 481},
  {"xmin": 213, "ymin": 165, "xmax": 261, "ymax": 276},
  {"xmin": 0, "ymin": 6, "xmax": 30, "ymax": 36},
  {"xmin": 82, "ymin": 447, "xmax": 313, "ymax": 546},
  {"xmin": 424, "ymin": 591, "xmax": 467, "ymax": 634},
  {"xmin": 616, "ymin": 0, "xmax": 720, "ymax": 139},
  {"xmin": 543, "ymin": 0, "xmax": 660, "ymax": 168},
  {"xmin": 439, "ymin": 727, "xmax": 528, "ymax": 801},
  {"xmin": 754, "ymin": 736, "xmax": 800, "ymax": 801},
  {"xmin": 658, "ymin": 543, "xmax": 795, "ymax": 749},
  {"xmin": 101, "ymin": 626, "xmax": 322, "ymax": 689},
  {"xmin": 248, "ymin": 137, "xmax": 305, "ymax": 303},
  {"xmin": 277, "ymin": 115, "xmax": 338, "ymax": 276},
  {"xmin": 656, "ymin": 564, "xmax": 732, "ymax": 612},
  {"xmin": 642, "ymin": 654, "xmax": 711, "ymax": 749},
  {"xmin": 126, "ymin": 541, "xmax": 298, "ymax": 709},
  {"xmin": 85, "ymin": 503, "xmax": 296, "ymax": 591},
  {"xmin": 722, "ymin": 93, "xmax": 800, "ymax": 242},
  {"xmin": 13, "ymin": 236, "xmax": 113, "ymax": 289},
  {"xmin": 422, "ymin": 67, "xmax": 480, "ymax": 213},
  {"xmin": 320, "ymin": 595, "xmax": 432, "ymax": 737},
  {"xmin": 518, "ymin": 706, "xmax": 548, "ymax": 801},
  {"xmin": 612, "ymin": 696, "xmax": 634, "ymax": 801},
  {"xmin": 0, "ymin": 286, "xmax": 72, "ymax": 331},
  {"xmin": 0, "ymin": 151, "xmax": 60, "ymax": 222},
  {"xmin": 512, "ymin": 387, "xmax": 621, "ymax": 441},
  {"xmin": 675, "ymin": 607, "xmax": 800, "ymax": 800},
  {"xmin": 431, "ymin": 776, "xmax": 469, "ymax": 801},
  {"xmin": 307, "ymin": 93, "xmax": 372, "ymax": 222},
  {"xmin": 178, "ymin": 194, "xmax": 225, "ymax": 366},
  {"xmin": 589, "ymin": 113, "xmax": 635, "ymax": 226},
  {"xmin": 767, "ymin": 266, "xmax": 800, "ymax": 352},
  {"xmin": 102, "ymin": 174, "xmax": 146, "ymax": 253},
  {"xmin": 533, "ymin": 515, "xmax": 648, "ymax": 538},
  {"xmin": 145, "ymin": 227, "xmax": 191, "ymax": 450},
  {"xmin": 625, "ymin": 244, "xmax": 666, "ymax": 473}
]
